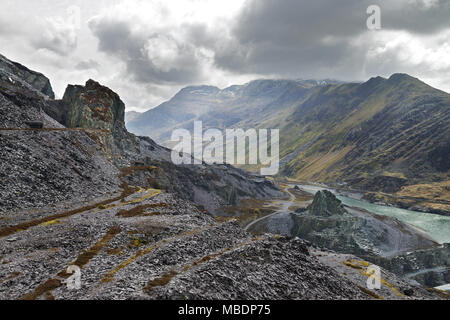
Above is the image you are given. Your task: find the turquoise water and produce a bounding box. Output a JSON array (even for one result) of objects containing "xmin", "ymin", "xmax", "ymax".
[{"xmin": 297, "ymin": 185, "xmax": 450, "ymax": 244}]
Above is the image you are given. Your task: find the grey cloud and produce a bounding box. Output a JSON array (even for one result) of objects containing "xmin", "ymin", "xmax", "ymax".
[
  {"xmin": 211, "ymin": 0, "xmax": 371, "ymax": 79},
  {"xmin": 88, "ymin": 18, "xmax": 205, "ymax": 84},
  {"xmin": 212, "ymin": 0, "xmax": 450, "ymax": 80},
  {"xmin": 379, "ymin": 0, "xmax": 450, "ymax": 34},
  {"xmin": 31, "ymin": 19, "xmax": 78, "ymax": 56},
  {"xmin": 75, "ymin": 59, "xmax": 100, "ymax": 70}
]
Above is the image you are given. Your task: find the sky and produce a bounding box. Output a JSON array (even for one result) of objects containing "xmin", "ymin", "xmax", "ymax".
[{"xmin": 1, "ymin": 0, "xmax": 450, "ymax": 112}]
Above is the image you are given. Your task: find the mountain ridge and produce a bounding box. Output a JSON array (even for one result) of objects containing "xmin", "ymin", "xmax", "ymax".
[{"xmin": 126, "ymin": 73, "xmax": 450, "ymax": 214}]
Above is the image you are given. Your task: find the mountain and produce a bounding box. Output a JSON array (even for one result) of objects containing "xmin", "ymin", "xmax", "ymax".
[
  {"xmin": 271, "ymin": 74, "xmax": 450, "ymax": 214},
  {"xmin": 125, "ymin": 111, "xmax": 141, "ymax": 124},
  {"xmin": 126, "ymin": 79, "xmax": 340, "ymax": 145},
  {"xmin": 1, "ymin": 53, "xmax": 287, "ymax": 214},
  {"xmin": 276, "ymin": 74, "xmax": 449, "ymax": 182},
  {"xmin": 127, "ymin": 75, "xmax": 450, "ymax": 214}
]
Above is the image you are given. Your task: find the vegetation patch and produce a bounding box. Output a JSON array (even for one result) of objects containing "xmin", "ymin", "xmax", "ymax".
[
  {"xmin": 0, "ymin": 271, "xmax": 21, "ymax": 284},
  {"xmin": 71, "ymin": 137, "xmax": 91, "ymax": 157},
  {"xmin": 219, "ymin": 198, "xmax": 278, "ymax": 225},
  {"xmin": 426, "ymin": 288, "xmax": 450, "ymax": 300},
  {"xmin": 116, "ymin": 203, "xmax": 167, "ymax": 218},
  {"xmin": 143, "ymin": 270, "xmax": 178, "ymax": 293},
  {"xmin": 0, "ymin": 165, "xmax": 152, "ymax": 238},
  {"xmin": 40, "ymin": 220, "xmax": 62, "ymax": 227},
  {"xmin": 22, "ymin": 227, "xmax": 121, "ymax": 300},
  {"xmin": 342, "ymin": 259, "xmax": 405, "ymax": 298},
  {"xmin": 106, "ymin": 247, "xmax": 124, "ymax": 255},
  {"xmin": 357, "ymin": 285, "xmax": 385, "ymax": 300},
  {"xmin": 102, "ymin": 226, "xmax": 215, "ymax": 283}
]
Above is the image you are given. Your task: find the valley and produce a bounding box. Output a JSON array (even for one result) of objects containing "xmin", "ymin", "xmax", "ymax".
[
  {"xmin": 127, "ymin": 75, "xmax": 450, "ymax": 215},
  {"xmin": 0, "ymin": 52, "xmax": 449, "ymax": 300}
]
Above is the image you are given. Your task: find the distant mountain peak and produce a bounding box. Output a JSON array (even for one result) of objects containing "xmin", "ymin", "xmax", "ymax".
[
  {"xmin": 388, "ymin": 73, "xmax": 416, "ymax": 81},
  {"xmin": 177, "ymin": 85, "xmax": 220, "ymax": 96}
]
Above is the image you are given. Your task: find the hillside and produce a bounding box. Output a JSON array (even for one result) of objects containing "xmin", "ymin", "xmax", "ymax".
[
  {"xmin": 128, "ymin": 75, "xmax": 450, "ymax": 214},
  {"xmin": 272, "ymin": 74, "xmax": 450, "ymax": 213},
  {"xmin": 0, "ymin": 52, "xmax": 283, "ymax": 214},
  {"xmin": 126, "ymin": 79, "xmax": 339, "ymax": 145}
]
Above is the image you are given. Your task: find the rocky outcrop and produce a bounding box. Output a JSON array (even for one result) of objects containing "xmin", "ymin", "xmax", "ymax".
[
  {"xmin": 0, "ymin": 82, "xmax": 121, "ymax": 215},
  {"xmin": 53, "ymin": 79, "xmax": 142, "ymax": 165},
  {"xmin": 0, "ymin": 54, "xmax": 54, "ymax": 98},
  {"xmin": 62, "ymin": 79, "xmax": 124, "ymax": 134},
  {"xmin": 291, "ymin": 190, "xmax": 438, "ymax": 258},
  {"xmin": 308, "ymin": 190, "xmax": 346, "ymax": 216}
]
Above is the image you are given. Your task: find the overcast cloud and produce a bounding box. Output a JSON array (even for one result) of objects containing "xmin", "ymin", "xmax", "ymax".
[{"xmin": 1, "ymin": 0, "xmax": 450, "ymax": 111}]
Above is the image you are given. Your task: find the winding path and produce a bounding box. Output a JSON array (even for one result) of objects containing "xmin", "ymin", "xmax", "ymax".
[{"xmin": 244, "ymin": 187, "xmax": 295, "ymax": 232}]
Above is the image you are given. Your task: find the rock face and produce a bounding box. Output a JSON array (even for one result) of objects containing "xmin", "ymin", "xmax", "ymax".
[
  {"xmin": 371, "ymin": 244, "xmax": 450, "ymax": 288},
  {"xmin": 0, "ymin": 54, "xmax": 54, "ymax": 98},
  {"xmin": 55, "ymin": 79, "xmax": 141, "ymax": 164},
  {"xmin": 0, "ymin": 68, "xmax": 120, "ymax": 215},
  {"xmin": 62, "ymin": 79, "xmax": 124, "ymax": 134},
  {"xmin": 126, "ymin": 79, "xmax": 337, "ymax": 145},
  {"xmin": 309, "ymin": 190, "xmax": 346, "ymax": 216}
]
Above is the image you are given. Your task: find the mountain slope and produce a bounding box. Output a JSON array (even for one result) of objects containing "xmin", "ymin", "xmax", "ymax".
[
  {"xmin": 0, "ymin": 54, "xmax": 54, "ymax": 99},
  {"xmin": 274, "ymin": 74, "xmax": 449, "ymax": 193},
  {"xmin": 0, "ymin": 54, "xmax": 282, "ymax": 216},
  {"xmin": 126, "ymin": 79, "xmax": 338, "ymax": 145},
  {"xmin": 130, "ymin": 74, "xmax": 450, "ymax": 212}
]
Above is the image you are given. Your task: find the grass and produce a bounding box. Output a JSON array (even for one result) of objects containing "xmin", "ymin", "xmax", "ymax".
[
  {"xmin": 396, "ymin": 180, "xmax": 450, "ymax": 203},
  {"xmin": 143, "ymin": 270, "xmax": 179, "ymax": 293},
  {"xmin": 218, "ymin": 198, "xmax": 278, "ymax": 225},
  {"xmin": 40, "ymin": 220, "xmax": 62, "ymax": 227},
  {"xmin": 116, "ymin": 203, "xmax": 167, "ymax": 218},
  {"xmin": 71, "ymin": 137, "xmax": 91, "ymax": 157},
  {"xmin": 342, "ymin": 259, "xmax": 405, "ymax": 298},
  {"xmin": 58, "ymin": 227, "xmax": 122, "ymax": 278},
  {"xmin": 382, "ymin": 171, "xmax": 407, "ymax": 179},
  {"xmin": 357, "ymin": 285, "xmax": 385, "ymax": 300},
  {"xmin": 106, "ymin": 247, "xmax": 124, "ymax": 255}
]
